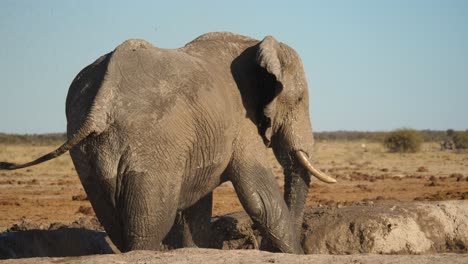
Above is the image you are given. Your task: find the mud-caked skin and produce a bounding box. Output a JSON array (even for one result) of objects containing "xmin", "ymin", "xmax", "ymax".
[{"xmin": 0, "ymin": 32, "xmax": 336, "ymax": 254}]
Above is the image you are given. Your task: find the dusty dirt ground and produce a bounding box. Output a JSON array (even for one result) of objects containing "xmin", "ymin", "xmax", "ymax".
[
  {"xmin": 0, "ymin": 141, "xmax": 467, "ymax": 231},
  {"xmin": 2, "ymin": 249, "xmax": 468, "ymax": 264}
]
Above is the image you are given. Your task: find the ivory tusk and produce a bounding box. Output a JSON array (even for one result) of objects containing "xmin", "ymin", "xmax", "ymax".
[{"xmin": 295, "ymin": 151, "xmax": 337, "ymax": 183}]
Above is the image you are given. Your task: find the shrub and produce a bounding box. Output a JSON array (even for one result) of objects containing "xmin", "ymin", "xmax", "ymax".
[
  {"xmin": 446, "ymin": 129, "xmax": 455, "ymax": 137},
  {"xmin": 453, "ymin": 131, "xmax": 468, "ymax": 149},
  {"xmin": 383, "ymin": 129, "xmax": 423, "ymax": 153}
]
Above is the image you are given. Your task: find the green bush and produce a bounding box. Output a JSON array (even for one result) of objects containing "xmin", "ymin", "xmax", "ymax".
[
  {"xmin": 453, "ymin": 131, "xmax": 468, "ymax": 149},
  {"xmin": 383, "ymin": 129, "xmax": 423, "ymax": 153}
]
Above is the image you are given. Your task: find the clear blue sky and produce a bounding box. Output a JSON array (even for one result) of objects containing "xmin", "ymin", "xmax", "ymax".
[{"xmin": 1, "ymin": 0, "xmax": 467, "ymax": 133}]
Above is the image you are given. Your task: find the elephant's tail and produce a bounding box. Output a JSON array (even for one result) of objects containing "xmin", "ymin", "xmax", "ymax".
[
  {"xmin": 1, "ymin": 51, "xmax": 114, "ymax": 171},
  {"xmin": 0, "ymin": 120, "xmax": 95, "ymax": 171}
]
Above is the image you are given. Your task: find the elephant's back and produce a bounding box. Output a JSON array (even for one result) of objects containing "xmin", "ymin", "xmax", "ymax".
[
  {"xmin": 107, "ymin": 39, "xmax": 214, "ymax": 120},
  {"xmin": 66, "ymin": 39, "xmax": 209, "ymax": 128}
]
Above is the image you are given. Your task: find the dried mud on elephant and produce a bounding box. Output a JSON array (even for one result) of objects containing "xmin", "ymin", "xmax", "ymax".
[{"xmin": 1, "ymin": 32, "xmax": 338, "ymax": 254}]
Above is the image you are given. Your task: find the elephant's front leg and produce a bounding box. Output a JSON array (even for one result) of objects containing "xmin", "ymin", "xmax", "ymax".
[{"xmin": 227, "ymin": 139, "xmax": 303, "ymax": 254}]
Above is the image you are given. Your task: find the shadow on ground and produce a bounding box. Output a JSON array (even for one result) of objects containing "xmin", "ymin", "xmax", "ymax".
[{"xmin": 0, "ymin": 229, "xmax": 113, "ymax": 259}]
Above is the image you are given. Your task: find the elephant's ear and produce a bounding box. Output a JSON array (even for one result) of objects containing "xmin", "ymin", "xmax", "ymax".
[
  {"xmin": 257, "ymin": 36, "xmax": 282, "ymax": 81},
  {"xmin": 256, "ymin": 36, "xmax": 283, "ymax": 145}
]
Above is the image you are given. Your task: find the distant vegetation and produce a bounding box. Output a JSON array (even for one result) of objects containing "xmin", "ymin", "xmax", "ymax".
[
  {"xmin": 382, "ymin": 129, "xmax": 423, "ymax": 153},
  {"xmin": 314, "ymin": 130, "xmax": 447, "ymax": 143},
  {"xmin": 452, "ymin": 131, "xmax": 468, "ymax": 150},
  {"xmin": 0, "ymin": 133, "xmax": 66, "ymax": 145},
  {"xmin": 0, "ymin": 130, "xmax": 465, "ymax": 147}
]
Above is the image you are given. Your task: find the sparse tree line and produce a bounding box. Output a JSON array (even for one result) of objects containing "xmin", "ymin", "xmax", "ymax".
[
  {"xmin": 314, "ymin": 130, "xmax": 453, "ymax": 142},
  {"xmin": 442, "ymin": 129, "xmax": 468, "ymax": 150},
  {"xmin": 1, "ymin": 129, "xmax": 467, "ymax": 152},
  {"xmin": 315, "ymin": 129, "xmax": 468, "ymax": 153}
]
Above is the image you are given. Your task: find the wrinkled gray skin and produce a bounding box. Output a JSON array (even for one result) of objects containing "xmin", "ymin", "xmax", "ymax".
[{"xmin": 1, "ymin": 32, "xmax": 321, "ymax": 254}]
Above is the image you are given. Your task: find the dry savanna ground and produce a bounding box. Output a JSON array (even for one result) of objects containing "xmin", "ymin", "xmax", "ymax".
[{"xmin": 0, "ymin": 140, "xmax": 467, "ymax": 231}]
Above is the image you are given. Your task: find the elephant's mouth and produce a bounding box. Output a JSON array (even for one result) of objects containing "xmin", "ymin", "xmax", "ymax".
[{"xmin": 295, "ymin": 151, "xmax": 337, "ymax": 183}]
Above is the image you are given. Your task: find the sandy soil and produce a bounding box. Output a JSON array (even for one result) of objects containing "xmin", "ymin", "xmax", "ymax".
[
  {"xmin": 0, "ymin": 141, "xmax": 466, "ymax": 231},
  {"xmin": 2, "ymin": 249, "xmax": 468, "ymax": 264}
]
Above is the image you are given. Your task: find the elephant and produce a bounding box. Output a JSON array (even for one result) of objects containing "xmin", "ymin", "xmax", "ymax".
[{"xmin": 0, "ymin": 32, "xmax": 336, "ymax": 254}]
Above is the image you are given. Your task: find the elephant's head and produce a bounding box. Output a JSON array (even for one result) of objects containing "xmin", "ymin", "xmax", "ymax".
[
  {"xmin": 253, "ymin": 36, "xmax": 336, "ymax": 232},
  {"xmin": 255, "ymin": 36, "xmax": 335, "ymax": 184}
]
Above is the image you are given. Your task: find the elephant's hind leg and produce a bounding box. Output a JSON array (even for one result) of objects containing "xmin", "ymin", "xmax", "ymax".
[
  {"xmin": 117, "ymin": 170, "xmax": 180, "ymax": 251},
  {"xmin": 227, "ymin": 141, "xmax": 303, "ymax": 254},
  {"xmin": 165, "ymin": 192, "xmax": 213, "ymax": 248}
]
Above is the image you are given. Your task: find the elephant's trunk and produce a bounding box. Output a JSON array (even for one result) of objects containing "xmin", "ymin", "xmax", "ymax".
[
  {"xmin": 283, "ymin": 166, "xmax": 310, "ymax": 238},
  {"xmin": 271, "ymin": 105, "xmax": 336, "ymax": 239},
  {"xmin": 285, "ymin": 150, "xmax": 335, "ymax": 238}
]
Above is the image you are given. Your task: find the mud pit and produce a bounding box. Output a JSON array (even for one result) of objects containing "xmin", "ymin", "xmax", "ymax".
[
  {"xmin": 1, "ymin": 202, "xmax": 467, "ymax": 261},
  {"xmin": 0, "ymin": 141, "xmax": 467, "ymax": 261}
]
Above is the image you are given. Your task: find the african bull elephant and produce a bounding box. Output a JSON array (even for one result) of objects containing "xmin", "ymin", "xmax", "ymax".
[{"xmin": 0, "ymin": 32, "xmax": 335, "ymax": 254}]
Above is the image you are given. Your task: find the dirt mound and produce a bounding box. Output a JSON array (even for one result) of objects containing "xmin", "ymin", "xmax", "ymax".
[
  {"xmin": 6, "ymin": 217, "xmax": 102, "ymax": 233},
  {"xmin": 1, "ymin": 201, "xmax": 467, "ymax": 260},
  {"xmin": 211, "ymin": 201, "xmax": 468, "ymax": 254},
  {"xmin": 302, "ymin": 200, "xmax": 468, "ymax": 254}
]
